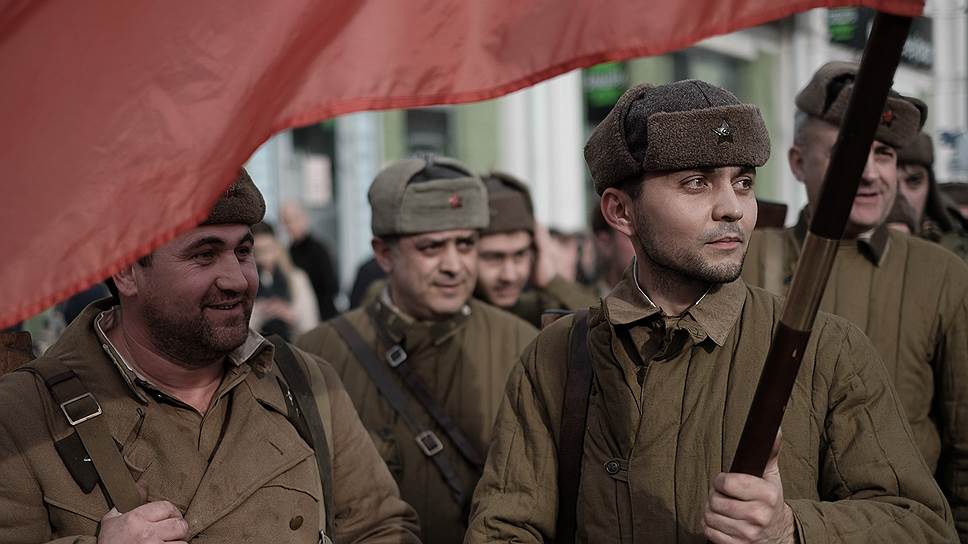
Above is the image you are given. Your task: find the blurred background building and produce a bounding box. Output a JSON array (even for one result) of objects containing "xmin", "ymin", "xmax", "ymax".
[{"xmin": 245, "ymin": 4, "xmax": 968, "ymax": 299}]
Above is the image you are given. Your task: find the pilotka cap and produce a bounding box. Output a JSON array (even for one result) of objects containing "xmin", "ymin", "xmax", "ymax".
[
  {"xmin": 795, "ymin": 61, "xmax": 926, "ymax": 149},
  {"xmin": 369, "ymin": 156, "xmax": 489, "ymax": 237},
  {"xmin": 584, "ymin": 79, "xmax": 771, "ymax": 195}
]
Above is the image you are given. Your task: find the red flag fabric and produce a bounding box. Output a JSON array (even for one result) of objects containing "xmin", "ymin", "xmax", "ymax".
[{"xmin": 0, "ymin": 0, "xmax": 923, "ymax": 328}]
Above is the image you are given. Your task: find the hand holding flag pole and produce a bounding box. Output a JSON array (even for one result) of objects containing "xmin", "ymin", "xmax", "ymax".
[{"xmin": 726, "ymin": 11, "xmax": 912, "ymax": 482}]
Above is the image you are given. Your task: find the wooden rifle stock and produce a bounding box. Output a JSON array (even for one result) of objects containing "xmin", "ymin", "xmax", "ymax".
[{"xmin": 727, "ymin": 12, "xmax": 913, "ymax": 478}]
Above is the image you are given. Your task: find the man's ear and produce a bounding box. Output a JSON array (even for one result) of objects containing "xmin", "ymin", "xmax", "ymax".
[
  {"xmin": 600, "ymin": 188, "xmax": 635, "ymax": 238},
  {"xmin": 371, "ymin": 238, "xmax": 394, "ymax": 274},
  {"xmin": 788, "ymin": 145, "xmax": 806, "ymax": 184},
  {"xmin": 112, "ymin": 265, "xmax": 139, "ymax": 298}
]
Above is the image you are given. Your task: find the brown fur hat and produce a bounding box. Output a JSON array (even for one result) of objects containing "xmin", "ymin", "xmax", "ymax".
[
  {"xmin": 897, "ymin": 132, "xmax": 934, "ymax": 167},
  {"xmin": 584, "ymin": 80, "xmax": 771, "ymax": 195},
  {"xmin": 202, "ymin": 168, "xmax": 266, "ymax": 226},
  {"xmin": 369, "ymin": 156, "xmax": 489, "ymax": 237},
  {"xmin": 795, "ymin": 61, "xmax": 926, "ymax": 149},
  {"xmin": 885, "ymin": 192, "xmax": 920, "ymax": 234},
  {"xmin": 482, "ymin": 171, "xmax": 534, "ymax": 235}
]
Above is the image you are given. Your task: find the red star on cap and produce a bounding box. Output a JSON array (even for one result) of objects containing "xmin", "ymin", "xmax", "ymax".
[
  {"xmin": 449, "ymin": 192, "xmax": 463, "ymax": 209},
  {"xmin": 881, "ymin": 109, "xmax": 895, "ymax": 126}
]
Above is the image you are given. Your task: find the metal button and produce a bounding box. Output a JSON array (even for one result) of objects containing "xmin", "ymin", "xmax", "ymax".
[
  {"xmin": 605, "ymin": 460, "xmax": 621, "ymax": 475},
  {"xmin": 290, "ymin": 516, "xmax": 304, "ymax": 530}
]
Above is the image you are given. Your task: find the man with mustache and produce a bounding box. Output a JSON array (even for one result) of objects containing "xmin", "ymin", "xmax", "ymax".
[
  {"xmin": 0, "ymin": 170, "xmax": 421, "ymax": 543},
  {"xmin": 475, "ymin": 172, "xmax": 598, "ymax": 328},
  {"xmin": 743, "ymin": 61, "xmax": 968, "ymax": 540},
  {"xmin": 297, "ymin": 156, "xmax": 537, "ymax": 543},
  {"xmin": 466, "ymin": 80, "xmax": 955, "ymax": 543}
]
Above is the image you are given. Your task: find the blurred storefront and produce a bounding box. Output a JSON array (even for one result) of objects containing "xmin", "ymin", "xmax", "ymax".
[{"xmin": 247, "ymin": 3, "xmax": 967, "ymax": 294}]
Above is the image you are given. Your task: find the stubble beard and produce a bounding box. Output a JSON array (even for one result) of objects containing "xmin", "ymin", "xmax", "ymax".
[
  {"xmin": 142, "ymin": 294, "xmax": 253, "ymax": 366},
  {"xmin": 633, "ymin": 214, "xmax": 745, "ymax": 286}
]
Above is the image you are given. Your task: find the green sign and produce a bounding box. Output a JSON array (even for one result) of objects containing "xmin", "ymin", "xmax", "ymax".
[{"xmin": 583, "ymin": 62, "xmax": 628, "ymax": 108}]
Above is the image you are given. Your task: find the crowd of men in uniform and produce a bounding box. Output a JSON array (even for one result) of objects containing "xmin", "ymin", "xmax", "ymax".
[{"xmin": 0, "ymin": 59, "xmax": 967, "ymax": 544}]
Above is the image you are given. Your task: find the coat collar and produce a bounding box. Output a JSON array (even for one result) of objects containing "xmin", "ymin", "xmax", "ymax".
[
  {"xmin": 43, "ymin": 299, "xmax": 275, "ymax": 439},
  {"xmin": 90, "ymin": 303, "xmax": 272, "ymax": 399},
  {"xmin": 793, "ymin": 207, "xmax": 890, "ymax": 265},
  {"xmin": 368, "ymin": 287, "xmax": 471, "ymax": 347},
  {"xmin": 602, "ymin": 261, "xmax": 745, "ymax": 347}
]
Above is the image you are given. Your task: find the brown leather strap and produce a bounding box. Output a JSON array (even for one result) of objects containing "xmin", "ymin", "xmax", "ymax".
[
  {"xmin": 392, "ymin": 360, "xmax": 484, "ymax": 469},
  {"xmin": 268, "ymin": 335, "xmax": 336, "ymax": 541},
  {"xmin": 330, "ymin": 316, "xmax": 469, "ymax": 506},
  {"xmin": 365, "ymin": 305, "xmax": 484, "ymax": 470},
  {"xmin": 556, "ymin": 309, "xmax": 592, "ymax": 544},
  {"xmin": 22, "ymin": 360, "xmax": 142, "ymax": 513}
]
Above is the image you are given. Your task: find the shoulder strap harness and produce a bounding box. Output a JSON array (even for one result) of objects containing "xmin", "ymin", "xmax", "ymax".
[
  {"xmin": 20, "ymin": 360, "xmax": 143, "ymax": 513},
  {"xmin": 268, "ymin": 335, "xmax": 336, "ymax": 543},
  {"xmin": 555, "ymin": 309, "xmax": 593, "ymax": 544},
  {"xmin": 329, "ymin": 314, "xmax": 479, "ymax": 507}
]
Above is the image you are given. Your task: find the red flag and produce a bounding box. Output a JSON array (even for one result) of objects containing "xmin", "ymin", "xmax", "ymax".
[{"xmin": 0, "ymin": 0, "xmax": 923, "ymax": 328}]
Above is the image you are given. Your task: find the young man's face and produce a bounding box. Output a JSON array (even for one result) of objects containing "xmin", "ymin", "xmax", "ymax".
[
  {"xmin": 625, "ymin": 166, "xmax": 758, "ymax": 284},
  {"xmin": 790, "ymin": 118, "xmax": 898, "ymax": 237},
  {"xmin": 476, "ymin": 230, "xmax": 534, "ymax": 308},
  {"xmin": 375, "ymin": 229, "xmax": 479, "ymax": 321},
  {"xmin": 897, "ymin": 163, "xmax": 930, "ymax": 223},
  {"xmin": 125, "ymin": 224, "xmax": 258, "ymax": 363}
]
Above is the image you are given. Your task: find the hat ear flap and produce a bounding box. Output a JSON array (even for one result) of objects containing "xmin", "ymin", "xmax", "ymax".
[{"xmin": 908, "ymin": 97, "xmax": 928, "ymax": 130}]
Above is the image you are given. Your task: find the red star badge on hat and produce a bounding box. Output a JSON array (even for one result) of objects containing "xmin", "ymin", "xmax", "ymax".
[
  {"xmin": 881, "ymin": 109, "xmax": 895, "ymax": 127},
  {"xmin": 449, "ymin": 192, "xmax": 463, "ymax": 209}
]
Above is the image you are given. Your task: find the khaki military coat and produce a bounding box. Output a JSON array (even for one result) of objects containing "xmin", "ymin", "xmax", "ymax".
[
  {"xmin": 297, "ymin": 297, "xmax": 536, "ymax": 544},
  {"xmin": 744, "ymin": 218, "xmax": 968, "ymax": 540},
  {"xmin": 508, "ymin": 276, "xmax": 600, "ymax": 328},
  {"xmin": 922, "ymin": 202, "xmax": 968, "ymax": 262},
  {"xmin": 0, "ymin": 301, "xmax": 420, "ymax": 544},
  {"xmin": 467, "ymin": 269, "xmax": 956, "ymax": 543}
]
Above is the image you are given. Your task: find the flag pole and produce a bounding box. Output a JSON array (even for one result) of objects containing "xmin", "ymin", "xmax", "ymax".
[{"xmin": 726, "ymin": 12, "xmax": 913, "ymax": 478}]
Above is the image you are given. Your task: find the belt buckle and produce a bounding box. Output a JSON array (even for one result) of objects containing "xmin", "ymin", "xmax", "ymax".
[
  {"xmin": 385, "ymin": 345, "xmax": 407, "ymax": 368},
  {"xmin": 415, "ymin": 430, "xmax": 444, "ymax": 456},
  {"xmin": 60, "ymin": 392, "xmax": 102, "ymax": 426}
]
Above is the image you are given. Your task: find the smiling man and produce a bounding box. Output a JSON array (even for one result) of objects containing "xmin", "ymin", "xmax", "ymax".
[
  {"xmin": 0, "ymin": 170, "xmax": 420, "ymax": 544},
  {"xmin": 466, "ymin": 80, "xmax": 955, "ymax": 543},
  {"xmin": 743, "ymin": 62, "xmax": 968, "ymax": 539},
  {"xmin": 475, "ymin": 172, "xmax": 598, "ymax": 327},
  {"xmin": 297, "ymin": 156, "xmax": 536, "ymax": 543}
]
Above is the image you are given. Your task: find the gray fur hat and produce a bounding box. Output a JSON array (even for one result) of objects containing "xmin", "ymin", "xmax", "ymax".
[
  {"xmin": 369, "ymin": 156, "xmax": 489, "ymax": 237},
  {"xmin": 584, "ymin": 79, "xmax": 771, "ymax": 195}
]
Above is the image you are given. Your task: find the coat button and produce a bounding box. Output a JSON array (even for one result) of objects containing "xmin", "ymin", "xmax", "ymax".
[
  {"xmin": 290, "ymin": 516, "xmax": 304, "ymax": 530},
  {"xmin": 605, "ymin": 460, "xmax": 621, "ymax": 475}
]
